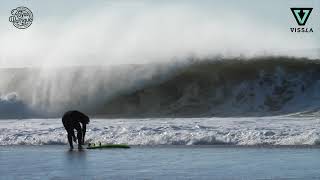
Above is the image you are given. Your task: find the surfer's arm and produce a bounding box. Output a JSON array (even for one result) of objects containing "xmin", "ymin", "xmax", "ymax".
[{"xmin": 82, "ymin": 123, "xmax": 86, "ymax": 144}]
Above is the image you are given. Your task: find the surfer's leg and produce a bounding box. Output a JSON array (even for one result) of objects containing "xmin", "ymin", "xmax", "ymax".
[
  {"xmin": 62, "ymin": 118, "xmax": 74, "ymax": 150},
  {"xmin": 66, "ymin": 130, "xmax": 74, "ymax": 150}
]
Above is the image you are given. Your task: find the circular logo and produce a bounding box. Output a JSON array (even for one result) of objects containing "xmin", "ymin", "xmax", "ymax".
[{"xmin": 9, "ymin": 7, "xmax": 33, "ymax": 29}]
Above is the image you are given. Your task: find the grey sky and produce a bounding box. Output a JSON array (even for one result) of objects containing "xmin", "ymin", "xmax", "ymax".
[{"xmin": 0, "ymin": 0, "xmax": 319, "ymax": 67}]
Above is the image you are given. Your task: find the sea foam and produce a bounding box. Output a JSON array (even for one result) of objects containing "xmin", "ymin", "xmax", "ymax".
[{"xmin": 1, "ymin": 116, "xmax": 320, "ymax": 146}]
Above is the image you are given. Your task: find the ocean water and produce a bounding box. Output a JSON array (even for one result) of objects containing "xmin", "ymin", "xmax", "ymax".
[
  {"xmin": 2, "ymin": 145, "xmax": 320, "ymax": 179},
  {"xmin": 0, "ymin": 33, "xmax": 319, "ymax": 180},
  {"xmin": 2, "ymin": 57, "xmax": 320, "ymax": 147}
]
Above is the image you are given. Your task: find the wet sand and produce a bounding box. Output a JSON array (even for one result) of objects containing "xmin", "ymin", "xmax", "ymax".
[{"xmin": 2, "ymin": 145, "xmax": 320, "ymax": 179}]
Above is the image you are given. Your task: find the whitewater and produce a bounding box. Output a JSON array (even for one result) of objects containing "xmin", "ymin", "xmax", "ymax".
[{"xmin": 1, "ymin": 115, "xmax": 320, "ymax": 146}]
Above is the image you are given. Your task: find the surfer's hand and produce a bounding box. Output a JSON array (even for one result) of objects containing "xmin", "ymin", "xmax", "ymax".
[{"xmin": 73, "ymin": 137, "xmax": 77, "ymax": 143}]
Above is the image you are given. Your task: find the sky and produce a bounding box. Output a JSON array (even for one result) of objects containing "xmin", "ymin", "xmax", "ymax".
[{"xmin": 0, "ymin": 0, "xmax": 319, "ymax": 67}]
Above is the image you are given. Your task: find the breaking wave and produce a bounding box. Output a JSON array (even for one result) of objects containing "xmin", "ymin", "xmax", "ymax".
[{"xmin": 1, "ymin": 55, "xmax": 320, "ymax": 118}]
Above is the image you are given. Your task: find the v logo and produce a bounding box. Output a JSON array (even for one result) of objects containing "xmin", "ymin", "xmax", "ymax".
[{"xmin": 290, "ymin": 8, "xmax": 313, "ymax": 26}]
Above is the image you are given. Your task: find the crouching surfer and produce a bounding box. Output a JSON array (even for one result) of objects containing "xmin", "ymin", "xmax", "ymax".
[{"xmin": 62, "ymin": 110, "xmax": 90, "ymax": 150}]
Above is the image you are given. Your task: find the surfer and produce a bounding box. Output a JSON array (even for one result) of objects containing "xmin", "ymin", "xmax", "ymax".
[{"xmin": 62, "ymin": 110, "xmax": 90, "ymax": 150}]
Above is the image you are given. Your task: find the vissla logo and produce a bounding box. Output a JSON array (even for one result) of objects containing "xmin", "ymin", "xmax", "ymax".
[
  {"xmin": 290, "ymin": 8, "xmax": 313, "ymax": 33},
  {"xmin": 290, "ymin": 8, "xmax": 312, "ymax": 26}
]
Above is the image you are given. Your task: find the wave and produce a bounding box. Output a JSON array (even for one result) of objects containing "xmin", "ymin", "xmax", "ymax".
[
  {"xmin": 0, "ymin": 92, "xmax": 34, "ymax": 118},
  {"xmin": 103, "ymin": 56, "xmax": 320, "ymax": 117},
  {"xmin": 1, "ymin": 56, "xmax": 320, "ymax": 118}
]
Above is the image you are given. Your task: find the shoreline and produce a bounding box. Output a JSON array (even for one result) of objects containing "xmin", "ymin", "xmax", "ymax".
[{"xmin": 2, "ymin": 144, "xmax": 320, "ymax": 149}]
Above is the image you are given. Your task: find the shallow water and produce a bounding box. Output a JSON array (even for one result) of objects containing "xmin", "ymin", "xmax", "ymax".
[{"xmin": 2, "ymin": 145, "xmax": 320, "ymax": 179}]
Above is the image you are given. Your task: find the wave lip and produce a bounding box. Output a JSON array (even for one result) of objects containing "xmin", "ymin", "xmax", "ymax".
[{"xmin": 1, "ymin": 117, "xmax": 320, "ymax": 146}]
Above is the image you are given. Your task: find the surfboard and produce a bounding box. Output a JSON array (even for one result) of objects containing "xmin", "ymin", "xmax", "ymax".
[{"xmin": 87, "ymin": 144, "xmax": 130, "ymax": 149}]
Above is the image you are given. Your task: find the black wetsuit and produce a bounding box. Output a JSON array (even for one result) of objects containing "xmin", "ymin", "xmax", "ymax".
[{"xmin": 62, "ymin": 110, "xmax": 90, "ymax": 149}]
